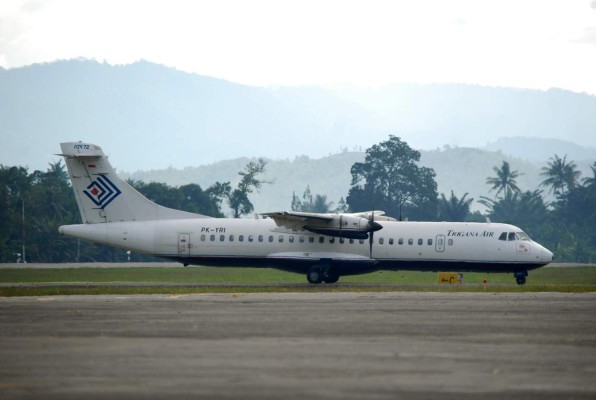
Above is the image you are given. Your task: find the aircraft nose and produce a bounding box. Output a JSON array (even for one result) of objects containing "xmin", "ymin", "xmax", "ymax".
[{"xmin": 541, "ymin": 247, "xmax": 555, "ymax": 263}]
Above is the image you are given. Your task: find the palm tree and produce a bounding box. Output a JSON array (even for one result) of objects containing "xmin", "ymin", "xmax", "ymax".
[
  {"xmin": 540, "ymin": 154, "xmax": 581, "ymax": 196},
  {"xmin": 582, "ymin": 161, "xmax": 596, "ymax": 188},
  {"xmin": 438, "ymin": 191, "xmax": 473, "ymax": 221},
  {"xmin": 480, "ymin": 190, "xmax": 547, "ymax": 226},
  {"xmin": 486, "ymin": 161, "xmax": 521, "ymax": 198}
]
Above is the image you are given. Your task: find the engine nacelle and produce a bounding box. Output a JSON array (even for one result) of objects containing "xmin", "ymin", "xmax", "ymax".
[{"xmin": 304, "ymin": 215, "xmax": 382, "ymax": 239}]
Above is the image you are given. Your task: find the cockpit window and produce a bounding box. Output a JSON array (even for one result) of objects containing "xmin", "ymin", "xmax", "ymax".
[
  {"xmin": 516, "ymin": 231, "xmax": 530, "ymax": 241},
  {"xmin": 500, "ymin": 231, "xmax": 530, "ymax": 241}
]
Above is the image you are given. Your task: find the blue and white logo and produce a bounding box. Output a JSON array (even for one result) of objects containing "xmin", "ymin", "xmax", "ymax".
[{"xmin": 83, "ymin": 175, "xmax": 122, "ymax": 209}]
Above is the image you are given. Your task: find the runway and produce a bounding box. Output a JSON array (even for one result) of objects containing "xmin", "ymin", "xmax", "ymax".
[{"xmin": 1, "ymin": 292, "xmax": 595, "ymax": 399}]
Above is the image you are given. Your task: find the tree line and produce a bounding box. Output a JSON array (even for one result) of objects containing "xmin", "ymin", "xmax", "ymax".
[
  {"xmin": 292, "ymin": 136, "xmax": 595, "ymax": 263},
  {"xmin": 1, "ymin": 136, "xmax": 594, "ymax": 263},
  {"xmin": 0, "ymin": 159, "xmax": 270, "ymax": 263}
]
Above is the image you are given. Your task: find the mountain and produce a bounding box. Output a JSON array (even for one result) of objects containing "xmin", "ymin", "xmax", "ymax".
[
  {"xmin": 1, "ymin": 59, "xmax": 596, "ymax": 172},
  {"xmin": 332, "ymin": 84, "xmax": 596, "ymax": 151},
  {"xmin": 0, "ymin": 60, "xmax": 382, "ymax": 171},
  {"xmin": 485, "ymin": 137, "xmax": 596, "ymax": 162}
]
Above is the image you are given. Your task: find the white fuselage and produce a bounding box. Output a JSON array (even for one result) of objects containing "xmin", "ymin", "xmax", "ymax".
[{"xmin": 60, "ymin": 218, "xmax": 554, "ymax": 276}]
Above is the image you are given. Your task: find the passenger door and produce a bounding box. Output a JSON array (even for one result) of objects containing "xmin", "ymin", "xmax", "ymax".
[
  {"xmin": 435, "ymin": 234, "xmax": 445, "ymax": 252},
  {"xmin": 178, "ymin": 234, "xmax": 191, "ymax": 255}
]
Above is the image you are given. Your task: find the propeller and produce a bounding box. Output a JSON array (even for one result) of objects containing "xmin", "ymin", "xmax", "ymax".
[
  {"xmin": 367, "ymin": 187, "xmax": 382, "ymax": 259},
  {"xmin": 369, "ymin": 211, "xmax": 374, "ymax": 258},
  {"xmin": 367, "ymin": 212, "xmax": 382, "ymax": 259}
]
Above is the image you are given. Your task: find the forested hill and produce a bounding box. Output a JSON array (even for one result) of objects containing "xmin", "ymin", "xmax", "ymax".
[
  {"xmin": 122, "ymin": 146, "xmax": 595, "ymax": 214},
  {"xmin": 2, "ymin": 59, "xmax": 596, "ymax": 172}
]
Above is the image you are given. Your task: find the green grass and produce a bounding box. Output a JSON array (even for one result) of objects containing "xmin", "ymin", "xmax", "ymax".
[
  {"xmin": 0, "ymin": 267, "xmax": 304, "ymax": 284},
  {"xmin": 1, "ymin": 265, "xmax": 595, "ymax": 296}
]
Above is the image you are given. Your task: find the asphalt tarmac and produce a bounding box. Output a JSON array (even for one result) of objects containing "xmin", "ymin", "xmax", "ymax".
[{"xmin": 1, "ymin": 292, "xmax": 595, "ymax": 400}]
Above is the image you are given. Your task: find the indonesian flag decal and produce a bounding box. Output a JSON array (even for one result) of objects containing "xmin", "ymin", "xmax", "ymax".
[{"xmin": 83, "ymin": 175, "xmax": 122, "ymax": 209}]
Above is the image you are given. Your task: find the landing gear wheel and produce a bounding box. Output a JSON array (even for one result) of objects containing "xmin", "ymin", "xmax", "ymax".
[
  {"xmin": 516, "ymin": 276, "xmax": 526, "ymax": 285},
  {"xmin": 323, "ymin": 273, "xmax": 340, "ymax": 284},
  {"xmin": 514, "ymin": 271, "xmax": 528, "ymax": 285},
  {"xmin": 307, "ymin": 266, "xmax": 324, "ymax": 284}
]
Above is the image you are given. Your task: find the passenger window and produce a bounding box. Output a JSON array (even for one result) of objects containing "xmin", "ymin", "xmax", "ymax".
[
  {"xmin": 201, "ymin": 234, "xmax": 206, "ymax": 242},
  {"xmin": 448, "ymin": 239, "xmax": 454, "ymax": 246},
  {"xmin": 329, "ymin": 237, "xmax": 335, "ymax": 244},
  {"xmin": 278, "ymin": 235, "xmax": 284, "ymax": 243},
  {"xmin": 229, "ymin": 235, "xmax": 234, "ymax": 242},
  {"xmin": 389, "ymin": 238, "xmax": 394, "ymax": 245},
  {"xmin": 309, "ymin": 237, "xmax": 314, "ymax": 243},
  {"xmin": 289, "ymin": 236, "xmax": 294, "ymax": 243},
  {"xmin": 239, "ymin": 235, "xmax": 244, "ymax": 242},
  {"xmin": 508, "ymin": 232, "xmax": 516, "ymax": 241},
  {"xmin": 379, "ymin": 238, "xmax": 384, "ymax": 245},
  {"xmin": 268, "ymin": 235, "xmax": 273, "ymax": 243},
  {"xmin": 418, "ymin": 239, "xmax": 423, "ymax": 245},
  {"xmin": 427, "ymin": 239, "xmax": 433, "ymax": 246},
  {"xmin": 220, "ymin": 235, "xmax": 225, "ymax": 242},
  {"xmin": 299, "ymin": 236, "xmax": 305, "ymax": 243},
  {"xmin": 408, "ymin": 239, "xmax": 413, "ymax": 245},
  {"xmin": 349, "ymin": 239, "xmax": 354, "ymax": 244},
  {"xmin": 319, "ymin": 237, "xmax": 325, "ymax": 243},
  {"xmin": 258, "ymin": 235, "xmax": 263, "ymax": 242},
  {"xmin": 499, "ymin": 232, "xmax": 507, "ymax": 241},
  {"xmin": 339, "ymin": 238, "xmax": 345, "ymax": 244},
  {"xmin": 210, "ymin": 235, "xmax": 215, "ymax": 242},
  {"xmin": 248, "ymin": 235, "xmax": 254, "ymax": 242},
  {"xmin": 398, "ymin": 238, "xmax": 404, "ymax": 245}
]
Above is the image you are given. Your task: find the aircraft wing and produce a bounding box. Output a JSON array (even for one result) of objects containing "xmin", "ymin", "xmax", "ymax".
[
  {"xmin": 261, "ymin": 211, "xmax": 383, "ymax": 239},
  {"xmin": 261, "ymin": 211, "xmax": 333, "ymax": 232}
]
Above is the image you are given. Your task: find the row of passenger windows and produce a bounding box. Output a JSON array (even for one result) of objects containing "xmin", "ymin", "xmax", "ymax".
[{"xmin": 199, "ymin": 234, "xmax": 453, "ymax": 246}]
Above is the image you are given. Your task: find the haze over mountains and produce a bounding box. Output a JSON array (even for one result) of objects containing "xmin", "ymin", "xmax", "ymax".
[
  {"xmin": 1, "ymin": 59, "xmax": 595, "ymax": 173},
  {"xmin": 1, "ymin": 59, "xmax": 594, "ymax": 214}
]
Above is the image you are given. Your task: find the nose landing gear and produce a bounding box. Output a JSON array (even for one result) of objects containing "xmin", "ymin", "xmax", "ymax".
[{"xmin": 514, "ymin": 271, "xmax": 528, "ymax": 285}]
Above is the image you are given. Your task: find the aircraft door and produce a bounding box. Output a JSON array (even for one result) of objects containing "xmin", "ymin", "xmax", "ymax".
[
  {"xmin": 435, "ymin": 234, "xmax": 445, "ymax": 252},
  {"xmin": 178, "ymin": 234, "xmax": 191, "ymax": 255}
]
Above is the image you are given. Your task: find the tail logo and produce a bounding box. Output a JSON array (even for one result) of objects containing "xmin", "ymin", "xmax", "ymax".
[{"xmin": 83, "ymin": 175, "xmax": 122, "ymax": 209}]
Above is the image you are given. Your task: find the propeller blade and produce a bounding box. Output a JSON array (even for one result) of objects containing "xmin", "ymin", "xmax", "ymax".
[{"xmin": 369, "ymin": 211, "xmax": 374, "ymax": 259}]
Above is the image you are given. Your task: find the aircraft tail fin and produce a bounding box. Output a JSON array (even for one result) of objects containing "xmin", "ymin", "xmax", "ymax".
[{"xmin": 60, "ymin": 142, "xmax": 208, "ymax": 224}]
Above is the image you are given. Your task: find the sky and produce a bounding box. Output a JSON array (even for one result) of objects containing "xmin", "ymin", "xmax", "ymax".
[{"xmin": 1, "ymin": 0, "xmax": 596, "ymax": 95}]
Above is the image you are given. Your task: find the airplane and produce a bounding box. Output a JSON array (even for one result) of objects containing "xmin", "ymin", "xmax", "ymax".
[{"xmin": 58, "ymin": 142, "xmax": 554, "ymax": 285}]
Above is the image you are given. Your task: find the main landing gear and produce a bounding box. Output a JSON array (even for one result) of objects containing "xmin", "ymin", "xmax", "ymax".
[
  {"xmin": 514, "ymin": 271, "xmax": 528, "ymax": 285},
  {"xmin": 307, "ymin": 264, "xmax": 339, "ymax": 284}
]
